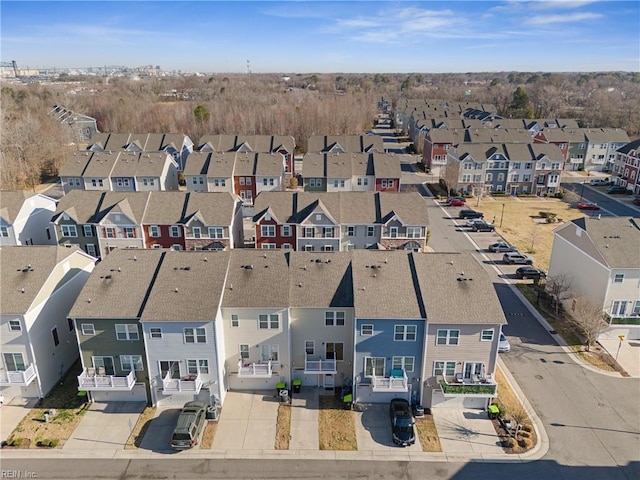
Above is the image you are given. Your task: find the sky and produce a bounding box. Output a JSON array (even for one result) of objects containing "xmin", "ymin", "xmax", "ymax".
[{"xmin": 1, "ymin": 0, "xmax": 638, "ymax": 73}]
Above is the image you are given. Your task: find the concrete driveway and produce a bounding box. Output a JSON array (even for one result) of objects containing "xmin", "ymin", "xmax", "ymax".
[
  {"xmin": 432, "ymin": 408, "xmax": 504, "ymax": 455},
  {"xmin": 354, "ymin": 403, "xmax": 423, "ymax": 451},
  {"xmin": 63, "ymin": 401, "xmax": 145, "ymax": 451},
  {"xmin": 212, "ymin": 391, "xmax": 280, "ymax": 451},
  {"xmin": 0, "ymin": 397, "xmax": 37, "ymax": 443}
]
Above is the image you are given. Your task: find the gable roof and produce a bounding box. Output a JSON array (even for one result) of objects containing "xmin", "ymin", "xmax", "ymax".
[
  {"xmin": 0, "ymin": 191, "xmax": 36, "ymax": 223},
  {"xmin": 142, "ymin": 191, "xmax": 188, "ymax": 225},
  {"xmin": 0, "ymin": 245, "xmax": 87, "ymax": 314},
  {"xmin": 183, "ymin": 192, "xmax": 237, "ymax": 226},
  {"xmin": 617, "ymin": 138, "xmax": 640, "ymax": 154},
  {"xmin": 69, "ymin": 248, "xmax": 164, "ymax": 319},
  {"xmin": 413, "ymin": 252, "xmax": 507, "ymax": 325},
  {"xmin": 289, "ymin": 252, "xmax": 353, "ymax": 308},
  {"xmin": 60, "ymin": 151, "xmax": 93, "ymax": 177},
  {"xmin": 52, "ymin": 190, "xmax": 107, "ymax": 224},
  {"xmin": 196, "ymin": 135, "xmax": 295, "ymax": 154},
  {"xmin": 307, "ymin": 135, "xmax": 384, "ymax": 153},
  {"xmin": 82, "ymin": 151, "xmax": 119, "ymax": 178},
  {"xmin": 140, "ymin": 250, "xmax": 229, "ymax": 322}
]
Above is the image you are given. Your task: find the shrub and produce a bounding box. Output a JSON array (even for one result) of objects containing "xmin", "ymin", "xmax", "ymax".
[
  {"xmin": 7, "ymin": 437, "xmax": 25, "ymax": 447},
  {"xmin": 539, "ymin": 211, "xmax": 552, "ymax": 218},
  {"xmin": 36, "ymin": 438, "xmax": 59, "ymax": 448},
  {"xmin": 519, "ymin": 430, "xmax": 531, "ymax": 438},
  {"xmin": 518, "ymin": 437, "xmax": 533, "ymax": 449},
  {"xmin": 522, "ymin": 424, "xmax": 533, "ymax": 433},
  {"xmin": 554, "ymin": 191, "xmax": 564, "ymax": 199},
  {"xmin": 502, "ymin": 438, "xmax": 515, "ymax": 448}
]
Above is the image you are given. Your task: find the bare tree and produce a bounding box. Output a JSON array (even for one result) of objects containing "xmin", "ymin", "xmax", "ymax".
[
  {"xmin": 440, "ymin": 160, "xmax": 460, "ymax": 196},
  {"xmin": 568, "ymin": 297, "xmax": 608, "ymax": 351},
  {"xmin": 546, "ymin": 273, "xmax": 573, "ymax": 315},
  {"xmin": 526, "ymin": 227, "xmax": 539, "ymax": 254}
]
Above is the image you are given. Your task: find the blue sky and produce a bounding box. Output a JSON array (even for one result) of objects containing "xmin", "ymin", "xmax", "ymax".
[{"xmin": 2, "ymin": 1, "xmax": 638, "ymax": 73}]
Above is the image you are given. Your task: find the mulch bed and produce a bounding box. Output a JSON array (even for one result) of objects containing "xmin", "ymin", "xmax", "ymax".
[{"xmin": 491, "ymin": 417, "xmax": 537, "ymax": 454}]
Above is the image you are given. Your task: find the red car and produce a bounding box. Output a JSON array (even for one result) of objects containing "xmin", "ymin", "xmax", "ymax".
[
  {"xmin": 447, "ymin": 198, "xmax": 466, "ymax": 206},
  {"xmin": 577, "ymin": 202, "xmax": 600, "ymax": 210}
]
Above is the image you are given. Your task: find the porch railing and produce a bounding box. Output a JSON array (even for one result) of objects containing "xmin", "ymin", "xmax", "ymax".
[
  {"xmin": 237, "ymin": 361, "xmax": 273, "ymax": 378},
  {"xmin": 162, "ymin": 372, "xmax": 203, "ymax": 394},
  {"xmin": 0, "ymin": 364, "xmax": 37, "ymax": 386},
  {"xmin": 304, "ymin": 359, "xmax": 337, "ymax": 374},
  {"xmin": 371, "ymin": 369, "xmax": 408, "ymax": 392},
  {"xmin": 440, "ymin": 375, "xmax": 497, "ymax": 396},
  {"xmin": 77, "ymin": 369, "xmax": 136, "ymax": 391}
]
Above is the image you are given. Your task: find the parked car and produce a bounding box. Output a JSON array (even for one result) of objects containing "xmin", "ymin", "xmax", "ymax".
[
  {"xmin": 633, "ymin": 197, "xmax": 640, "ymax": 206},
  {"xmin": 389, "ymin": 398, "xmax": 415, "ymax": 447},
  {"xmin": 447, "ymin": 197, "xmax": 466, "ymax": 206},
  {"xmin": 606, "ymin": 186, "xmax": 632, "ymax": 195},
  {"xmin": 170, "ymin": 401, "xmax": 208, "ymax": 450},
  {"xmin": 516, "ymin": 266, "xmax": 547, "ymax": 280},
  {"xmin": 470, "ymin": 221, "xmax": 495, "ymax": 232},
  {"xmin": 498, "ymin": 332, "xmax": 511, "ymax": 353},
  {"xmin": 489, "ymin": 242, "xmax": 517, "ymax": 253},
  {"xmin": 466, "ymin": 218, "xmax": 488, "ymax": 227},
  {"xmin": 589, "ymin": 178, "xmax": 611, "ymax": 186},
  {"xmin": 458, "ymin": 209, "xmax": 483, "ymax": 219},
  {"xmin": 503, "ymin": 252, "xmax": 533, "ymax": 264},
  {"xmin": 577, "ymin": 202, "xmax": 600, "ymax": 210}
]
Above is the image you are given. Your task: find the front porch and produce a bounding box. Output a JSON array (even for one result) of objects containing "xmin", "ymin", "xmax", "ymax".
[
  {"xmin": 237, "ymin": 360, "xmax": 273, "ymax": 378},
  {"xmin": 162, "ymin": 372, "xmax": 203, "ymax": 394},
  {"xmin": 0, "ymin": 364, "xmax": 37, "ymax": 386},
  {"xmin": 77, "ymin": 369, "xmax": 136, "ymax": 391},
  {"xmin": 371, "ymin": 369, "xmax": 408, "ymax": 392}
]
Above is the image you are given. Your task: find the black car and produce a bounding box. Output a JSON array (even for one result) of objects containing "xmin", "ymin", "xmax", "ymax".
[
  {"xmin": 516, "ymin": 266, "xmax": 547, "ymax": 280},
  {"xmin": 606, "ymin": 185, "xmax": 632, "ymax": 195},
  {"xmin": 458, "ymin": 209, "xmax": 484, "ymax": 219},
  {"xmin": 470, "ymin": 221, "xmax": 495, "ymax": 232},
  {"xmin": 389, "ymin": 398, "xmax": 416, "ymax": 447}
]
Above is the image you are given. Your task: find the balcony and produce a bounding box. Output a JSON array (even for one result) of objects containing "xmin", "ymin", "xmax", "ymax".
[
  {"xmin": 162, "ymin": 372, "xmax": 203, "ymax": 394},
  {"xmin": 440, "ymin": 375, "xmax": 497, "ymax": 397},
  {"xmin": 237, "ymin": 361, "xmax": 273, "ymax": 378},
  {"xmin": 304, "ymin": 358, "xmax": 337, "ymax": 374},
  {"xmin": 371, "ymin": 369, "xmax": 408, "ymax": 392},
  {"xmin": 0, "ymin": 364, "xmax": 37, "ymax": 386},
  {"xmin": 77, "ymin": 369, "xmax": 136, "ymax": 391}
]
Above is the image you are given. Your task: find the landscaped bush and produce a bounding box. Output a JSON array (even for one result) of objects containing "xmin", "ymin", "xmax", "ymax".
[
  {"xmin": 518, "ymin": 437, "xmax": 532, "ymax": 449},
  {"xmin": 492, "ymin": 191, "xmax": 507, "ymax": 196},
  {"xmin": 36, "ymin": 438, "xmax": 59, "ymax": 448},
  {"xmin": 554, "ymin": 191, "xmax": 564, "ymax": 199}
]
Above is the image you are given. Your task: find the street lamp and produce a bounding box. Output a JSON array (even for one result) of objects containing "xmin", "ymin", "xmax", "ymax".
[{"xmin": 500, "ymin": 203, "xmax": 505, "ymax": 228}]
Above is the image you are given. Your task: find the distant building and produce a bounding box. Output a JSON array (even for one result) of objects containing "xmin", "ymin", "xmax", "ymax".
[{"xmin": 51, "ymin": 105, "xmax": 98, "ymax": 143}]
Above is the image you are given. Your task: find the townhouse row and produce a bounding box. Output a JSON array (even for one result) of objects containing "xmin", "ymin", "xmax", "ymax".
[
  {"xmin": 1, "ymin": 190, "xmax": 429, "ymax": 258},
  {"xmin": 65, "ymin": 248, "xmax": 506, "ymax": 409}
]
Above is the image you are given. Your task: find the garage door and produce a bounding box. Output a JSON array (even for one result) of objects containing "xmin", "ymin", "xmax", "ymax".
[
  {"xmin": 91, "ymin": 384, "xmax": 148, "ymax": 403},
  {"xmin": 430, "ymin": 390, "xmax": 487, "ymax": 409}
]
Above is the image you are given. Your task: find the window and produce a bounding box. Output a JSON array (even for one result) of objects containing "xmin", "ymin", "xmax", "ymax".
[
  {"xmin": 481, "ymin": 329, "xmax": 494, "ymax": 341},
  {"xmin": 361, "ymin": 324, "xmax": 373, "ymax": 336},
  {"xmin": 281, "ymin": 225, "xmax": 291, "ymax": 237},
  {"xmin": 192, "ymin": 227, "xmax": 202, "ymax": 239},
  {"xmin": 3, "ymin": 352, "xmax": 26, "ymax": 372},
  {"xmin": 104, "ymin": 227, "xmax": 116, "ymax": 238},
  {"xmin": 0, "ymin": 226, "xmax": 8, "ymax": 237},
  {"xmin": 389, "ymin": 226, "xmax": 398, "ymax": 238},
  {"xmin": 632, "ymin": 301, "xmax": 640, "ymax": 316},
  {"xmin": 367, "ymin": 226, "xmax": 375, "ymax": 237},
  {"xmin": 81, "ymin": 324, "xmax": 95, "ymax": 335},
  {"xmin": 83, "ymin": 225, "xmax": 93, "ymax": 237},
  {"xmin": 365, "ymin": 357, "xmax": 385, "ymax": 377},
  {"xmin": 304, "ymin": 245, "xmax": 313, "ymax": 251},
  {"xmin": 124, "ymin": 227, "xmax": 136, "ymax": 238},
  {"xmin": 259, "ymin": 314, "xmax": 279, "ymax": 329},
  {"xmin": 261, "ymin": 344, "xmax": 279, "ymax": 362},
  {"xmin": 52, "ymin": 327, "xmax": 59, "ymax": 347},
  {"xmin": 325, "ymin": 311, "xmax": 345, "ymax": 326},
  {"xmin": 614, "ymin": 274, "xmax": 624, "ymax": 283},
  {"xmin": 497, "ymin": 173, "xmax": 504, "ymax": 182},
  {"xmin": 262, "ymin": 243, "xmax": 276, "ymax": 249},
  {"xmin": 407, "ymin": 227, "xmax": 421, "ymax": 239},
  {"xmin": 323, "ymin": 227, "xmax": 334, "ymax": 238},
  {"xmin": 263, "ymin": 178, "xmax": 268, "ymax": 186},
  {"xmin": 511, "ymin": 174, "xmax": 519, "ymax": 182},
  {"xmin": 394, "ymin": 325, "xmax": 417, "ymax": 341},
  {"xmin": 304, "ymin": 227, "xmax": 314, "ymax": 238},
  {"xmin": 9, "ymin": 320, "xmax": 21, "ymax": 332},
  {"xmin": 436, "ymin": 329, "xmax": 460, "ymax": 346},
  {"xmin": 512, "ymin": 162, "xmax": 521, "ymax": 169},
  {"xmin": 116, "ymin": 324, "xmax": 139, "ymax": 341},
  {"xmin": 305, "ymin": 341, "xmax": 315, "ymax": 355},
  {"xmin": 209, "ymin": 227, "xmax": 223, "ymax": 238},
  {"xmin": 245, "ymin": 177, "xmax": 252, "ymax": 185},
  {"xmin": 308, "ymin": 178, "xmax": 316, "ymax": 188},
  {"xmin": 184, "ymin": 327, "xmax": 206, "ymax": 343},
  {"xmin": 347, "ymin": 226, "xmax": 355, "ymax": 237},
  {"xmin": 239, "ymin": 177, "xmax": 245, "ymax": 185},
  {"xmin": 231, "ymin": 314, "xmax": 239, "ymax": 327},
  {"xmin": 392, "ymin": 356, "xmax": 414, "ymax": 372},
  {"xmin": 239, "ymin": 344, "xmax": 250, "ymax": 360},
  {"xmin": 121, "ymin": 355, "xmax": 144, "ymax": 371},
  {"xmin": 93, "ymin": 356, "xmax": 115, "ymax": 375},
  {"xmin": 213, "ymin": 178, "xmax": 226, "ymax": 187},
  {"xmin": 172, "ymin": 244, "xmax": 182, "ymax": 251},
  {"xmin": 187, "ymin": 359, "xmax": 209, "ymax": 375},
  {"xmin": 261, "ymin": 225, "xmax": 275, "ymax": 237},
  {"xmin": 433, "ymin": 361, "xmax": 456, "ymax": 377},
  {"xmin": 147, "ymin": 225, "xmax": 160, "ymax": 238},
  {"xmin": 170, "ymin": 225, "xmax": 181, "ymax": 237},
  {"xmin": 321, "ymin": 245, "xmax": 333, "ymax": 252},
  {"xmin": 149, "ymin": 328, "xmax": 162, "ymax": 339},
  {"xmin": 326, "ymin": 342, "xmax": 343, "ymax": 361},
  {"xmin": 281, "ymin": 243, "xmax": 291, "ymax": 249},
  {"xmin": 61, "ymin": 225, "xmax": 78, "ymax": 237},
  {"xmin": 486, "ymin": 173, "xmax": 493, "ymax": 182},
  {"xmin": 611, "ymin": 300, "xmax": 628, "ymax": 316}
]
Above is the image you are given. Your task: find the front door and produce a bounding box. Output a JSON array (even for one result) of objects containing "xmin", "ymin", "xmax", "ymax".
[
  {"xmin": 159, "ymin": 360, "xmax": 181, "ymax": 379},
  {"xmin": 323, "ymin": 374, "xmax": 334, "ymax": 389},
  {"xmin": 92, "ymin": 356, "xmax": 115, "ymax": 376}
]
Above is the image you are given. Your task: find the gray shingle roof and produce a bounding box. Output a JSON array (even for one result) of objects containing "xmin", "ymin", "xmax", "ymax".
[
  {"xmin": 184, "ymin": 192, "xmax": 237, "ymax": 226},
  {"xmin": 568, "ymin": 217, "xmax": 640, "ymax": 268},
  {"xmin": 351, "ymin": 250, "xmax": 423, "ymax": 319},
  {"xmin": 110, "ymin": 152, "xmax": 140, "ymax": 177},
  {"xmin": 254, "ymin": 152, "xmax": 285, "ymax": 177},
  {"xmin": 96, "ymin": 192, "xmax": 151, "ymax": 224},
  {"xmin": 140, "ymin": 250, "xmax": 229, "ymax": 322},
  {"xmin": 135, "ymin": 152, "xmax": 175, "ymax": 177},
  {"xmin": 233, "ymin": 152, "xmax": 256, "ymax": 176},
  {"xmin": 142, "ymin": 191, "xmax": 188, "ymax": 225},
  {"xmin": 197, "ymin": 135, "xmax": 295, "ymax": 154},
  {"xmin": 52, "ymin": 190, "xmax": 106, "ymax": 223},
  {"xmin": 69, "ymin": 249, "xmax": 164, "ymax": 319},
  {"xmin": 412, "ymin": 252, "xmax": 507, "ymax": 325},
  {"xmin": 222, "ymin": 250, "xmax": 290, "ymax": 308},
  {"xmin": 82, "ymin": 151, "xmax": 119, "ymax": 178},
  {"xmin": 59, "ymin": 151, "xmax": 93, "ymax": 177},
  {"xmin": 307, "ymin": 135, "xmax": 384, "ymax": 153},
  {"xmin": 301, "ymin": 153, "xmax": 326, "ymax": 178},
  {"xmin": 371, "ymin": 153, "xmax": 401, "ymax": 178},
  {"xmin": 1, "ymin": 245, "xmax": 84, "ymax": 314},
  {"xmin": 289, "ymin": 252, "xmax": 353, "ymax": 308},
  {"xmin": 0, "ymin": 191, "xmax": 35, "ymax": 223}
]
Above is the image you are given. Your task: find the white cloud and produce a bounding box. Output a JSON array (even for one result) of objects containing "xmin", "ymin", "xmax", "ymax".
[{"xmin": 526, "ymin": 12, "xmax": 603, "ymax": 25}]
